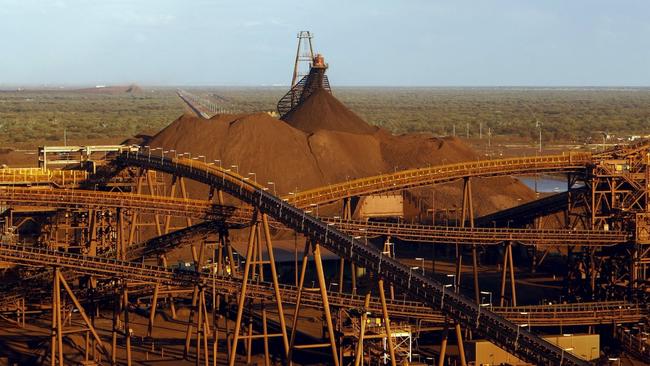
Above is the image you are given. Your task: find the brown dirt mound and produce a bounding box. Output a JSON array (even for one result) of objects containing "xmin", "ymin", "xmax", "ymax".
[
  {"xmin": 307, "ymin": 129, "xmax": 387, "ymax": 183},
  {"xmin": 143, "ymin": 93, "xmax": 536, "ymax": 259},
  {"xmin": 120, "ymin": 134, "xmax": 152, "ymax": 146},
  {"xmin": 147, "ymin": 112, "xmax": 535, "ymax": 216},
  {"xmin": 125, "ymin": 84, "xmax": 142, "ymax": 93},
  {"xmin": 282, "ymin": 88, "xmax": 377, "ymax": 135},
  {"xmin": 377, "ymin": 132, "xmax": 477, "ymax": 170},
  {"xmin": 150, "ymin": 113, "xmax": 323, "ymax": 194}
]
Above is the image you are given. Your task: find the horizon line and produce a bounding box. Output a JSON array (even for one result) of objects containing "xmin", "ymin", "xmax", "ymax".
[{"xmin": 2, "ymin": 84, "xmax": 650, "ymax": 90}]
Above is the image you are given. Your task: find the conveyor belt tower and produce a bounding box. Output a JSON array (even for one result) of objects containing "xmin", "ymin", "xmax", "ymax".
[{"xmin": 277, "ymin": 32, "xmax": 331, "ymax": 118}]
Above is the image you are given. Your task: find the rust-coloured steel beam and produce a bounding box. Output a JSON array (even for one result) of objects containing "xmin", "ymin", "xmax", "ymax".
[{"xmin": 0, "ymin": 243, "xmax": 644, "ymax": 328}]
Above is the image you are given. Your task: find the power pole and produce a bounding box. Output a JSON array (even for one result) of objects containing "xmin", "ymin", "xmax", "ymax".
[
  {"xmin": 536, "ymin": 120, "xmax": 542, "ymax": 153},
  {"xmin": 488, "ymin": 128, "xmax": 492, "ymax": 148}
]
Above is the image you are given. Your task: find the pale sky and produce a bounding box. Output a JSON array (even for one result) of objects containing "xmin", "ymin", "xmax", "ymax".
[{"xmin": 1, "ymin": 0, "xmax": 649, "ymax": 86}]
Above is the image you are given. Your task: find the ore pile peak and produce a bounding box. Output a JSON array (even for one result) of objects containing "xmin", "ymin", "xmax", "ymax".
[{"xmin": 282, "ymin": 88, "xmax": 377, "ymax": 135}]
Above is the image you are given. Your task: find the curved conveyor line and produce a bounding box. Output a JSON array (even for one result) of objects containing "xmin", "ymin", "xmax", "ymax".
[
  {"xmin": 285, "ymin": 152, "xmax": 593, "ymax": 208},
  {"xmin": 0, "ymin": 187, "xmax": 628, "ymax": 247},
  {"xmin": 322, "ymin": 217, "xmax": 628, "ymax": 246},
  {"xmin": 112, "ymin": 151, "xmax": 589, "ymax": 366}
]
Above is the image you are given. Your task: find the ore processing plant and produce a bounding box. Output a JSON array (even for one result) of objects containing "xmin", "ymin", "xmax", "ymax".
[{"xmin": 0, "ymin": 32, "xmax": 648, "ymax": 366}]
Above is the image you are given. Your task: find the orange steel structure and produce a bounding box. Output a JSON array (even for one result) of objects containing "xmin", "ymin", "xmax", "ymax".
[
  {"xmin": 1, "ymin": 143, "xmax": 649, "ymax": 365},
  {"xmin": 0, "ymin": 167, "xmax": 88, "ymax": 186},
  {"xmin": 115, "ymin": 150, "xmax": 594, "ymax": 365},
  {"xmin": 0, "ymin": 187, "xmax": 629, "ymax": 246}
]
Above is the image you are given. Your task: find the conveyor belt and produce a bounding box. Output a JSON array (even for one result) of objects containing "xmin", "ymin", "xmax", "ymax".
[
  {"xmin": 325, "ymin": 217, "xmax": 627, "ymax": 246},
  {"xmin": 285, "ymin": 153, "xmax": 592, "ymax": 208},
  {"xmin": 0, "ymin": 187, "xmax": 626, "ymax": 247},
  {"xmin": 113, "ymin": 151, "xmax": 589, "ymax": 365},
  {"xmin": 0, "ymin": 243, "xmax": 644, "ymax": 328}
]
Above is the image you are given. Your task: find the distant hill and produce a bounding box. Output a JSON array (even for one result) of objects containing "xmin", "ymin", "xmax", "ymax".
[{"xmin": 73, "ymin": 84, "xmax": 143, "ymax": 94}]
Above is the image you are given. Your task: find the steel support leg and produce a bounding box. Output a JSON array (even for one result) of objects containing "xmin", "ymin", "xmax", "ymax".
[
  {"xmin": 461, "ymin": 177, "xmax": 480, "ymax": 303},
  {"xmin": 314, "ymin": 243, "xmax": 340, "ymax": 366},
  {"xmin": 261, "ymin": 213, "xmax": 290, "ymax": 358},
  {"xmin": 354, "ymin": 293, "xmax": 371, "ymax": 366},
  {"xmin": 51, "ymin": 267, "xmax": 63, "ymax": 366},
  {"xmin": 111, "ymin": 286, "xmax": 119, "ymax": 365},
  {"xmin": 437, "ymin": 322, "xmax": 449, "ymax": 366},
  {"xmin": 338, "ymin": 258, "xmax": 345, "ymax": 294},
  {"xmin": 378, "ymin": 279, "xmax": 396, "ymax": 366},
  {"xmin": 148, "ymin": 283, "xmax": 160, "ymax": 337},
  {"xmin": 455, "ymin": 323, "xmax": 467, "ymax": 366},
  {"xmin": 123, "ymin": 285, "xmax": 132, "ymax": 366},
  {"xmin": 228, "ymin": 218, "xmax": 258, "ymax": 366},
  {"xmin": 262, "ymin": 308, "xmax": 270, "ymax": 366},
  {"xmin": 185, "ymin": 241, "xmax": 207, "ymax": 357},
  {"xmin": 288, "ymin": 240, "xmax": 311, "ymax": 364},
  {"xmin": 508, "ymin": 243, "xmax": 517, "ymax": 306},
  {"xmin": 500, "ymin": 242, "xmax": 510, "ymax": 307},
  {"xmin": 58, "ymin": 271, "xmax": 108, "ymax": 356}
]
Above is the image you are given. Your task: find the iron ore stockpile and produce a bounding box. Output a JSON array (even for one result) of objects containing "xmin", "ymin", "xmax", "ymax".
[
  {"xmin": 0, "ymin": 50, "xmax": 648, "ymax": 366},
  {"xmin": 153, "ymin": 89, "xmax": 534, "ymax": 216}
]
